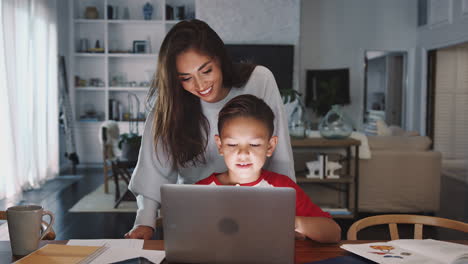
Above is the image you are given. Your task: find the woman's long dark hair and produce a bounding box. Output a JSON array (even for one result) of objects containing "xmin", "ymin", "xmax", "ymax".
[{"xmin": 147, "ymin": 19, "xmax": 255, "ymax": 170}]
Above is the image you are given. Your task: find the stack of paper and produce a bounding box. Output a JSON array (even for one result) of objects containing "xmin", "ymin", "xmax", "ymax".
[
  {"xmin": 67, "ymin": 239, "xmax": 165, "ymax": 263},
  {"xmin": 14, "ymin": 239, "xmax": 165, "ymax": 264},
  {"xmin": 341, "ymin": 239, "xmax": 468, "ymax": 264}
]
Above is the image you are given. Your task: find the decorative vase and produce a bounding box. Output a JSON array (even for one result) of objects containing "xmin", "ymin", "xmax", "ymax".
[
  {"xmin": 143, "ymin": 2, "xmax": 154, "ymax": 20},
  {"xmin": 319, "ymin": 105, "xmax": 353, "ymax": 139},
  {"xmin": 84, "ymin": 6, "xmax": 99, "ymax": 19},
  {"xmin": 289, "ymin": 99, "xmax": 307, "ymax": 139}
]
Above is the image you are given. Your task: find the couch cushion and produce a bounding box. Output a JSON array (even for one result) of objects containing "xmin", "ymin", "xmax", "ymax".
[
  {"xmin": 375, "ymin": 120, "xmax": 391, "ymax": 136},
  {"xmin": 368, "ymin": 136, "xmax": 432, "ymax": 151},
  {"xmin": 389, "ymin": 125, "xmax": 420, "ymax": 136}
]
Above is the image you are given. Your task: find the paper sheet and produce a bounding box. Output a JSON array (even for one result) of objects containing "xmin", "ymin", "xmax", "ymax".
[
  {"xmin": 67, "ymin": 239, "xmax": 144, "ymax": 249},
  {"xmin": 67, "ymin": 239, "xmax": 165, "ymax": 264}
]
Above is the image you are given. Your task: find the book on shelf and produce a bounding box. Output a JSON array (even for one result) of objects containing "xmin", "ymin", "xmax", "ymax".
[{"xmin": 341, "ymin": 239, "xmax": 468, "ymax": 264}]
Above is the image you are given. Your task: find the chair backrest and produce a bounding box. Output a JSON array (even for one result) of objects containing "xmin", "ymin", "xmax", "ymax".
[
  {"xmin": 0, "ymin": 211, "xmax": 56, "ymax": 240},
  {"xmin": 347, "ymin": 214, "xmax": 468, "ymax": 240}
]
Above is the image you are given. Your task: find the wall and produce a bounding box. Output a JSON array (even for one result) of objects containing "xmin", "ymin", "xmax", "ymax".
[
  {"xmin": 197, "ymin": 0, "xmax": 300, "ymax": 90},
  {"xmin": 300, "ymin": 0, "xmax": 418, "ymax": 129},
  {"xmin": 416, "ymin": 0, "xmax": 468, "ymax": 133}
]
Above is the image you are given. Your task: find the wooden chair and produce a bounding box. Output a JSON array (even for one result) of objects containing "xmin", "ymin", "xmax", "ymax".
[
  {"xmin": 101, "ymin": 124, "xmax": 120, "ymax": 194},
  {"xmin": 102, "ymin": 143, "xmax": 113, "ymax": 194},
  {"xmin": 0, "ymin": 211, "xmax": 56, "ymax": 240},
  {"xmin": 347, "ymin": 214, "xmax": 468, "ymax": 240}
]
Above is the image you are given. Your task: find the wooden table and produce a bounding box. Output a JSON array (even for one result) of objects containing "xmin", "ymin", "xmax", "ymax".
[{"xmin": 3, "ymin": 240, "xmax": 467, "ymax": 263}]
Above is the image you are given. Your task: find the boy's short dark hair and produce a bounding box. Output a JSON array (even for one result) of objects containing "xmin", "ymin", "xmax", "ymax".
[{"xmin": 218, "ymin": 94, "xmax": 275, "ymax": 137}]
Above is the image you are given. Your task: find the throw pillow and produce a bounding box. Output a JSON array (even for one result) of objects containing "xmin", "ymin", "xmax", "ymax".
[
  {"xmin": 350, "ymin": 132, "xmax": 371, "ymax": 159},
  {"xmin": 376, "ymin": 119, "xmax": 392, "ymax": 136}
]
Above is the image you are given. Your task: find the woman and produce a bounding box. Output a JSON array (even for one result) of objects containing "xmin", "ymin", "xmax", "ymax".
[{"xmin": 125, "ymin": 19, "xmax": 295, "ymax": 239}]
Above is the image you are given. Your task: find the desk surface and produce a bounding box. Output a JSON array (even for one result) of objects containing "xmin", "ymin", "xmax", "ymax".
[{"xmin": 2, "ymin": 240, "xmax": 468, "ymax": 263}]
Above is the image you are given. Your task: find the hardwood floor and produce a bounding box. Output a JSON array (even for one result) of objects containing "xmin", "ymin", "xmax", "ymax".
[
  {"xmin": 0, "ymin": 168, "xmax": 135, "ymax": 240},
  {"xmin": 1, "ymin": 167, "xmax": 467, "ymax": 240}
]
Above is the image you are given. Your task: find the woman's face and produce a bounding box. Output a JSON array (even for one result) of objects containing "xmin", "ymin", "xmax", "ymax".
[{"xmin": 176, "ymin": 49, "xmax": 227, "ymax": 103}]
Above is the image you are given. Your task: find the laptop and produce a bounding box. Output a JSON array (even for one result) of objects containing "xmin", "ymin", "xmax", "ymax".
[{"xmin": 161, "ymin": 184, "xmax": 296, "ymax": 264}]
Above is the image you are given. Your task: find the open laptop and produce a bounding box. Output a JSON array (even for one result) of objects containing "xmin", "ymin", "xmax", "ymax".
[{"xmin": 161, "ymin": 184, "xmax": 296, "ymax": 264}]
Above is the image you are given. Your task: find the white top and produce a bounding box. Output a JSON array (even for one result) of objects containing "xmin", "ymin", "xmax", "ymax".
[{"xmin": 128, "ymin": 66, "xmax": 295, "ymax": 228}]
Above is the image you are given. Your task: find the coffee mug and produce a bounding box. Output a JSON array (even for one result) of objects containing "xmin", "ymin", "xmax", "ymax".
[{"xmin": 6, "ymin": 205, "xmax": 55, "ymax": 256}]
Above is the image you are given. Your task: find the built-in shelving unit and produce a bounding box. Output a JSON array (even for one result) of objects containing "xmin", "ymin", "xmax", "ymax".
[{"xmin": 69, "ymin": 0, "xmax": 195, "ymax": 163}]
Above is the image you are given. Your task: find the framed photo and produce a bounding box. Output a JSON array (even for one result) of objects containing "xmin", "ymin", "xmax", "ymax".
[{"xmin": 133, "ymin": 40, "xmax": 147, "ymax": 53}]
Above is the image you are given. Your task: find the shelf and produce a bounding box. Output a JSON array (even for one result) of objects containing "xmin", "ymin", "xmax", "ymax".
[
  {"xmin": 77, "ymin": 119, "xmax": 104, "ymax": 124},
  {"xmin": 75, "ymin": 120, "xmax": 147, "ymax": 125},
  {"xmin": 296, "ymin": 176, "xmax": 353, "ymax": 183},
  {"xmin": 75, "ymin": 53, "xmax": 106, "ymax": 57},
  {"xmin": 116, "ymin": 120, "xmax": 146, "ymax": 123},
  {"xmin": 75, "ymin": 87, "xmax": 105, "ymax": 91},
  {"xmin": 108, "ymin": 20, "xmax": 164, "ymax": 25},
  {"xmin": 74, "ymin": 19, "xmax": 106, "ymax": 24},
  {"xmin": 109, "ymin": 87, "xmax": 148, "ymax": 92},
  {"xmin": 108, "ymin": 53, "xmax": 157, "ymax": 58}
]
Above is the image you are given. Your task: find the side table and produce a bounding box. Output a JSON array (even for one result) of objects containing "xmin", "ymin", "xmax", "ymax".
[{"xmin": 291, "ymin": 137, "xmax": 361, "ymax": 218}]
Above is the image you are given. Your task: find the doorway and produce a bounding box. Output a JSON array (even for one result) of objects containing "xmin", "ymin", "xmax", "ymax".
[{"xmin": 363, "ymin": 51, "xmax": 407, "ymax": 127}]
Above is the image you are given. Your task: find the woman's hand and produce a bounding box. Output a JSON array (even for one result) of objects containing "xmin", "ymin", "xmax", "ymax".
[{"xmin": 124, "ymin": 225, "xmax": 154, "ymax": 239}]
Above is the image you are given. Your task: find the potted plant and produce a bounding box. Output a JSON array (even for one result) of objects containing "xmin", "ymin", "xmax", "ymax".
[
  {"xmin": 118, "ymin": 132, "xmax": 142, "ymax": 162},
  {"xmin": 279, "ymin": 88, "xmax": 301, "ymax": 104}
]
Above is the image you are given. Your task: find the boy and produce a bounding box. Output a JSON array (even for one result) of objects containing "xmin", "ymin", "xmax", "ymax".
[{"xmin": 196, "ymin": 94, "xmax": 341, "ymax": 243}]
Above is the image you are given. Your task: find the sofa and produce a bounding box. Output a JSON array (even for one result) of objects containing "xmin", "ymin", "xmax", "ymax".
[
  {"xmin": 293, "ymin": 134, "xmax": 442, "ymax": 214},
  {"xmin": 358, "ymin": 135, "xmax": 441, "ymax": 213}
]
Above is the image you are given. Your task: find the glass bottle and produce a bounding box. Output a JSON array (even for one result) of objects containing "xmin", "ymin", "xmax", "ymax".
[{"xmin": 319, "ymin": 105, "xmax": 353, "ymax": 139}]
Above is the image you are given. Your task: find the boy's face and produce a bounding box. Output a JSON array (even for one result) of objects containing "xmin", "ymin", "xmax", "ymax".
[{"xmin": 215, "ymin": 116, "xmax": 278, "ymax": 183}]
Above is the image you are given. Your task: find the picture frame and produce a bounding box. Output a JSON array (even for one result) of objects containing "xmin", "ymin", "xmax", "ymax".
[{"xmin": 133, "ymin": 40, "xmax": 147, "ymax": 53}]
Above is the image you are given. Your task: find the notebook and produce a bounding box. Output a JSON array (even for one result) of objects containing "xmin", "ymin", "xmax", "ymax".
[
  {"xmin": 14, "ymin": 244, "xmax": 105, "ymax": 264},
  {"xmin": 161, "ymin": 184, "xmax": 296, "ymax": 264}
]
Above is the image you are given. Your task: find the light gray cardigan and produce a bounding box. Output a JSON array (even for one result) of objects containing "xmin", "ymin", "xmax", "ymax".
[{"xmin": 129, "ymin": 66, "xmax": 295, "ymax": 228}]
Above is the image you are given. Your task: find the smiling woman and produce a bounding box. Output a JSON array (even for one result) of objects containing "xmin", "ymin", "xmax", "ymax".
[
  {"xmin": 176, "ymin": 49, "xmax": 228, "ymax": 103},
  {"xmin": 126, "ymin": 19, "xmax": 295, "ymax": 240}
]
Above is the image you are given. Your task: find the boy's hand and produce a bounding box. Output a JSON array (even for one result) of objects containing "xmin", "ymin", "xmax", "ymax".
[
  {"xmin": 124, "ymin": 225, "xmax": 154, "ymax": 239},
  {"xmin": 294, "ymin": 230, "xmax": 307, "ymax": 240}
]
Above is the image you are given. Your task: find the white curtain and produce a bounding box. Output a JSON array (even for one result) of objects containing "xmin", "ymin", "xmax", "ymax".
[{"xmin": 0, "ymin": 0, "xmax": 58, "ymax": 199}]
